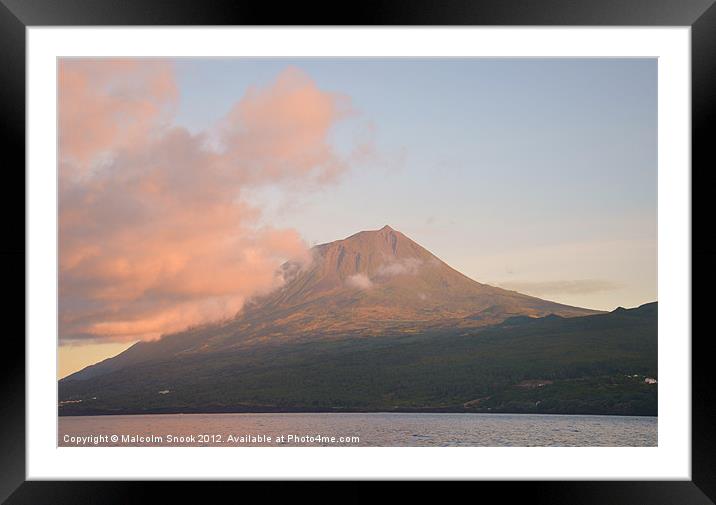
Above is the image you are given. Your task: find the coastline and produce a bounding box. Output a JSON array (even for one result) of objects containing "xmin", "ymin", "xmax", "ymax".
[{"xmin": 58, "ymin": 406, "xmax": 658, "ymax": 418}]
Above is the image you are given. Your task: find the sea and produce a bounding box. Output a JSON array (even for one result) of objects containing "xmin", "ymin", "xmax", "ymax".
[{"xmin": 58, "ymin": 412, "xmax": 657, "ymax": 447}]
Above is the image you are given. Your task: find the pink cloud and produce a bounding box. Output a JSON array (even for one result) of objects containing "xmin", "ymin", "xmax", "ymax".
[
  {"xmin": 59, "ymin": 60, "xmax": 177, "ymax": 175},
  {"xmin": 59, "ymin": 61, "xmax": 355, "ymax": 344},
  {"xmin": 218, "ymin": 66, "xmax": 353, "ymax": 184}
]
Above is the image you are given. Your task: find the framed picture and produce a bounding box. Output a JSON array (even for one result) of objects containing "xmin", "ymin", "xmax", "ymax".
[{"xmin": 3, "ymin": 0, "xmax": 714, "ymax": 502}]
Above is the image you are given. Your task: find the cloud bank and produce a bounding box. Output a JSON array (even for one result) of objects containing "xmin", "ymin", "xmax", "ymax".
[{"xmin": 59, "ymin": 60, "xmax": 360, "ymax": 344}]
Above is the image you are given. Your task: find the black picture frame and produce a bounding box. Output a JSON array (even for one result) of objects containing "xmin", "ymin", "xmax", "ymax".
[{"xmin": 2, "ymin": 0, "xmax": 714, "ymax": 503}]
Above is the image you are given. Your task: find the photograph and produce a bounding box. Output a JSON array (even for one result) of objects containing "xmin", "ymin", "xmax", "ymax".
[{"xmin": 56, "ymin": 57, "xmax": 658, "ymax": 448}]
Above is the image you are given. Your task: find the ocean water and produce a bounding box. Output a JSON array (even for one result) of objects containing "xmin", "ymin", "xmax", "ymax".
[{"xmin": 58, "ymin": 412, "xmax": 657, "ymax": 447}]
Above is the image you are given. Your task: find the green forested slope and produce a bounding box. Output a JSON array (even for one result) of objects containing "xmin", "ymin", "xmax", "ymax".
[{"xmin": 59, "ymin": 303, "xmax": 657, "ymax": 416}]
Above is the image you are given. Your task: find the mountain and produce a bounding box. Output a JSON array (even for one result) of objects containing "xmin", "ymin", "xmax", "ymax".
[
  {"xmin": 244, "ymin": 225, "xmax": 596, "ymax": 332},
  {"xmin": 64, "ymin": 226, "xmax": 598, "ymax": 381},
  {"xmin": 59, "ymin": 303, "xmax": 658, "ymax": 416},
  {"xmin": 58, "ymin": 226, "xmax": 657, "ymax": 417}
]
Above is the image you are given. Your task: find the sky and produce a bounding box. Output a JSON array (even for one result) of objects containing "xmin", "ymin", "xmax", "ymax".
[{"xmin": 58, "ymin": 58, "xmax": 657, "ymax": 378}]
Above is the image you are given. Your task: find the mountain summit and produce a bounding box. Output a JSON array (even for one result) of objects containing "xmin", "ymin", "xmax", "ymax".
[
  {"xmin": 66, "ymin": 226, "xmax": 599, "ymax": 380},
  {"xmin": 243, "ymin": 225, "xmax": 597, "ymax": 333}
]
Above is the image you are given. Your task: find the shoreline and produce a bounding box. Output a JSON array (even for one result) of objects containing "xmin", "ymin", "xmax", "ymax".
[{"xmin": 58, "ymin": 407, "xmax": 658, "ymax": 418}]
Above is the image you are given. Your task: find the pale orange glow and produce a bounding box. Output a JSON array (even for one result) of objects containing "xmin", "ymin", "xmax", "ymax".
[
  {"xmin": 59, "ymin": 61, "xmax": 352, "ymax": 345},
  {"xmin": 59, "ymin": 341, "xmax": 137, "ymax": 379}
]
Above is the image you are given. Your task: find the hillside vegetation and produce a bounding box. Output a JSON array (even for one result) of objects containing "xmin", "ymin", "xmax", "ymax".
[{"xmin": 59, "ymin": 303, "xmax": 657, "ymax": 416}]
